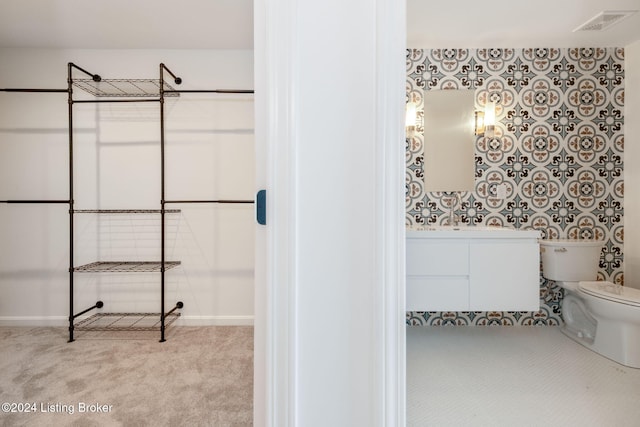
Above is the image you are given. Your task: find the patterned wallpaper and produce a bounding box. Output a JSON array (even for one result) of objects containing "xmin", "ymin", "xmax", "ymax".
[{"xmin": 406, "ymin": 48, "xmax": 625, "ymax": 326}]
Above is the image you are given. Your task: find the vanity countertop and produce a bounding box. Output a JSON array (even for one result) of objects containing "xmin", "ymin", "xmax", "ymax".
[{"xmin": 406, "ymin": 226, "xmax": 541, "ymax": 239}]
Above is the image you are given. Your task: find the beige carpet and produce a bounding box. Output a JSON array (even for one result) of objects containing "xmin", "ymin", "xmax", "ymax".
[{"xmin": 0, "ymin": 326, "xmax": 253, "ymax": 427}]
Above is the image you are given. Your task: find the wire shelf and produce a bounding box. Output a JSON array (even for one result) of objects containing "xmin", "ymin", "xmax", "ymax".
[
  {"xmin": 75, "ymin": 312, "xmax": 181, "ymax": 331},
  {"xmin": 74, "ymin": 209, "xmax": 181, "ymax": 214},
  {"xmin": 73, "ymin": 79, "xmax": 180, "ymax": 98},
  {"xmin": 74, "ymin": 261, "xmax": 181, "ymax": 273}
]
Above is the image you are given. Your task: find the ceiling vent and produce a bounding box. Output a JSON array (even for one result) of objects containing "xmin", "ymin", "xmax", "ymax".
[{"xmin": 573, "ymin": 10, "xmax": 637, "ymax": 32}]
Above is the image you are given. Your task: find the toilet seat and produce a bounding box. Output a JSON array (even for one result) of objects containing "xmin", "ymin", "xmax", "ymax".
[{"xmin": 578, "ymin": 281, "xmax": 640, "ymax": 307}]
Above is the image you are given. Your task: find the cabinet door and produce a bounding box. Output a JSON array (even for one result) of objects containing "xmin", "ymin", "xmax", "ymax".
[
  {"xmin": 406, "ymin": 277, "xmax": 469, "ymax": 311},
  {"xmin": 469, "ymin": 242, "xmax": 540, "ymax": 311}
]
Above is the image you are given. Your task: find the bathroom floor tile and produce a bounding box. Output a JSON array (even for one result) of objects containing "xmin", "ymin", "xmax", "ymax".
[{"xmin": 407, "ymin": 326, "xmax": 640, "ymax": 427}]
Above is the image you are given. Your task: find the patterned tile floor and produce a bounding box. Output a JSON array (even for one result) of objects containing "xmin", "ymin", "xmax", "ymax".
[{"xmin": 407, "ymin": 326, "xmax": 640, "ymax": 426}]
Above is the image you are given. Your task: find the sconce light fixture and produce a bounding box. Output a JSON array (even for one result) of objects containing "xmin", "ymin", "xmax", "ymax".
[
  {"xmin": 474, "ymin": 110, "xmax": 485, "ymax": 136},
  {"xmin": 406, "ymin": 100, "xmax": 417, "ymax": 137},
  {"xmin": 475, "ymin": 101, "xmax": 496, "ymax": 137}
]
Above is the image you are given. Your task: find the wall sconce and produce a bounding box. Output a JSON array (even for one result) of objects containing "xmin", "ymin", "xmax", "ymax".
[
  {"xmin": 474, "ymin": 110, "xmax": 485, "ymax": 136},
  {"xmin": 475, "ymin": 101, "xmax": 496, "ymax": 137},
  {"xmin": 406, "ymin": 100, "xmax": 417, "ymax": 137}
]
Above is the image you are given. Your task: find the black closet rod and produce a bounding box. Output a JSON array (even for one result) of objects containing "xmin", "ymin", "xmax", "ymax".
[
  {"xmin": 164, "ymin": 199, "xmax": 254, "ymax": 204},
  {"xmin": 0, "ymin": 88, "xmax": 67, "ymax": 93},
  {"xmin": 1, "ymin": 200, "xmax": 70, "ymax": 204},
  {"xmin": 165, "ymin": 89, "xmax": 254, "ymax": 94},
  {"xmin": 72, "ymin": 98, "xmax": 160, "ymax": 104}
]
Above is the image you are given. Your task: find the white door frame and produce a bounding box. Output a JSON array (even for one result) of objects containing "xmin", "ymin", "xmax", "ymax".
[{"xmin": 254, "ymin": 0, "xmax": 406, "ymax": 425}]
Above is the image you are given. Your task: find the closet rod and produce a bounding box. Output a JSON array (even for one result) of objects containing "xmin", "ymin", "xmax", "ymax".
[
  {"xmin": 72, "ymin": 98, "xmax": 160, "ymax": 104},
  {"xmin": 1, "ymin": 88, "xmax": 67, "ymax": 93},
  {"xmin": 165, "ymin": 89, "xmax": 254, "ymax": 94},
  {"xmin": 164, "ymin": 200, "xmax": 254, "ymax": 204},
  {"xmin": 1, "ymin": 200, "xmax": 70, "ymax": 204}
]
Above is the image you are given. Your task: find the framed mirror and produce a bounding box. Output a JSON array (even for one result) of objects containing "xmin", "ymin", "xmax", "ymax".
[{"xmin": 422, "ymin": 89, "xmax": 475, "ymax": 192}]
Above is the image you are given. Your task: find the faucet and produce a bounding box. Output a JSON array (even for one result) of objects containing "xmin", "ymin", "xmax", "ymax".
[{"xmin": 447, "ymin": 192, "xmax": 462, "ymax": 226}]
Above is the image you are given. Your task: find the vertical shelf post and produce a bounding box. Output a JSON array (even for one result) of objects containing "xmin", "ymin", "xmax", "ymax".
[
  {"xmin": 66, "ymin": 63, "xmax": 101, "ymax": 342},
  {"xmin": 159, "ymin": 64, "xmax": 166, "ymax": 342},
  {"xmin": 67, "ymin": 63, "xmax": 75, "ymax": 343},
  {"xmin": 159, "ymin": 64, "xmax": 182, "ymax": 342}
]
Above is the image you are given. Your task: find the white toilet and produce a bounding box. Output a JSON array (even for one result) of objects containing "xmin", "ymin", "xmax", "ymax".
[{"xmin": 539, "ymin": 239, "xmax": 640, "ymax": 368}]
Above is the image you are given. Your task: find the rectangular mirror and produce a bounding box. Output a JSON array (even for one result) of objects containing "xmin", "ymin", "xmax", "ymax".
[{"xmin": 422, "ymin": 89, "xmax": 475, "ymax": 192}]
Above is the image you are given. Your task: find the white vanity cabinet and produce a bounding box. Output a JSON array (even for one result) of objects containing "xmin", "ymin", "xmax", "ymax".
[{"xmin": 406, "ymin": 227, "xmax": 540, "ymax": 311}]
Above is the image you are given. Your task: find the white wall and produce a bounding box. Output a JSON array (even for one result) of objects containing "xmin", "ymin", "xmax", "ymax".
[
  {"xmin": 625, "ymin": 41, "xmax": 640, "ymax": 289},
  {"xmin": 0, "ymin": 48, "xmax": 255, "ymax": 325}
]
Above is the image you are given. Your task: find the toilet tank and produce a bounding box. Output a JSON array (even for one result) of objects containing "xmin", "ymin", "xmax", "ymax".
[{"xmin": 539, "ymin": 239, "xmax": 604, "ymax": 282}]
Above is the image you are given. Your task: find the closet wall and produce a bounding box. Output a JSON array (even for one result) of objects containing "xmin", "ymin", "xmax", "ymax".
[{"xmin": 0, "ymin": 48, "xmax": 255, "ymax": 325}]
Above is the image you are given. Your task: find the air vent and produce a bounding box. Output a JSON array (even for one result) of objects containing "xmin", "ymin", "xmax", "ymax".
[{"xmin": 573, "ymin": 10, "xmax": 637, "ymax": 32}]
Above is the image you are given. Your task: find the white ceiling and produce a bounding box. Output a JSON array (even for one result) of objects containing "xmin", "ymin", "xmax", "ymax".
[
  {"xmin": 0, "ymin": 0, "xmax": 639, "ymax": 49},
  {"xmin": 407, "ymin": 0, "xmax": 640, "ymax": 48},
  {"xmin": 0, "ymin": 0, "xmax": 254, "ymax": 49}
]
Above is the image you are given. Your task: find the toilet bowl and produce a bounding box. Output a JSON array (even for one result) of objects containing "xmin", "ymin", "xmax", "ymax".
[{"xmin": 540, "ymin": 239, "xmax": 640, "ymax": 368}]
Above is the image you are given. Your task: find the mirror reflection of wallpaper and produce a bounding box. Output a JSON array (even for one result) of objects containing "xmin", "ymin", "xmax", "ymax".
[{"xmin": 406, "ymin": 48, "xmax": 624, "ymax": 326}]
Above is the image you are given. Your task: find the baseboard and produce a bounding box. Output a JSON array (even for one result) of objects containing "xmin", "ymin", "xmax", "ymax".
[
  {"xmin": 0, "ymin": 315, "xmax": 255, "ymax": 327},
  {"xmin": 0, "ymin": 316, "xmax": 68, "ymax": 327},
  {"xmin": 177, "ymin": 315, "xmax": 255, "ymax": 326}
]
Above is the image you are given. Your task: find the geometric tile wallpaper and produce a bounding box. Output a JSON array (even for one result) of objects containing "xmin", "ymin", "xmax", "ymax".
[{"xmin": 406, "ymin": 48, "xmax": 624, "ymax": 326}]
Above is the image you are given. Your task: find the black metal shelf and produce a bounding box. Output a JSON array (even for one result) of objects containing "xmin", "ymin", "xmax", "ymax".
[
  {"xmin": 72, "ymin": 79, "xmax": 180, "ymax": 98},
  {"xmin": 74, "ymin": 261, "xmax": 181, "ymax": 273},
  {"xmin": 75, "ymin": 312, "xmax": 181, "ymax": 331}
]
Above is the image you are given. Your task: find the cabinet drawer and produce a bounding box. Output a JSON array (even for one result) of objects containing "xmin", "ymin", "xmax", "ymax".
[
  {"xmin": 406, "ymin": 277, "xmax": 469, "ymax": 311},
  {"xmin": 406, "ymin": 240, "xmax": 469, "ymax": 276}
]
